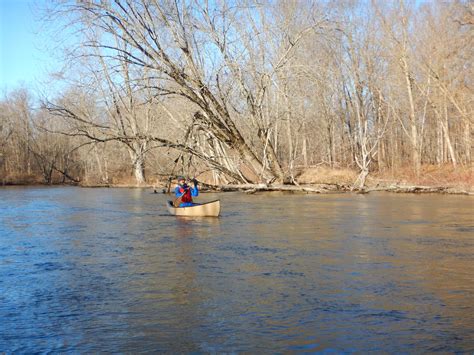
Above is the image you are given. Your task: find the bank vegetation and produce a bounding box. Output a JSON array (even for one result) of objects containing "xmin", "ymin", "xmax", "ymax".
[{"xmin": 0, "ymin": 0, "xmax": 472, "ymax": 193}]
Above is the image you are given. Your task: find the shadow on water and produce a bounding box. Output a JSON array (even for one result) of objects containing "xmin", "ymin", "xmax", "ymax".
[{"xmin": 0, "ymin": 187, "xmax": 473, "ymax": 352}]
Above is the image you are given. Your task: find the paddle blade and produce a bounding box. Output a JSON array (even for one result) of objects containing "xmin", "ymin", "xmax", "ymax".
[{"xmin": 173, "ymin": 196, "xmax": 182, "ymax": 208}]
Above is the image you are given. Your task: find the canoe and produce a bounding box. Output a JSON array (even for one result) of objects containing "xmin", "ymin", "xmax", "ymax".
[{"xmin": 167, "ymin": 199, "xmax": 220, "ymax": 217}]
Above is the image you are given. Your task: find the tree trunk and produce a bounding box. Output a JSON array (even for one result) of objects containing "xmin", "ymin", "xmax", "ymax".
[
  {"xmin": 128, "ymin": 142, "xmax": 147, "ymax": 185},
  {"xmin": 133, "ymin": 157, "xmax": 146, "ymax": 185},
  {"xmin": 402, "ymin": 58, "xmax": 421, "ymax": 176},
  {"xmin": 464, "ymin": 120, "xmax": 471, "ymax": 164},
  {"xmin": 442, "ymin": 101, "xmax": 457, "ymax": 168}
]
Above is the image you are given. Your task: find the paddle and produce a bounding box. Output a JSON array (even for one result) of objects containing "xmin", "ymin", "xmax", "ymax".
[{"xmin": 173, "ymin": 192, "xmax": 185, "ymax": 207}]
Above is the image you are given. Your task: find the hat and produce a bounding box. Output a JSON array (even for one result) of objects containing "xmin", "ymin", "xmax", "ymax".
[{"xmin": 177, "ymin": 176, "xmax": 185, "ymax": 181}]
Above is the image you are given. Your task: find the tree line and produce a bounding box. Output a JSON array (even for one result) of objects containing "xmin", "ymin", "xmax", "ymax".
[{"xmin": 1, "ymin": 0, "xmax": 472, "ymax": 188}]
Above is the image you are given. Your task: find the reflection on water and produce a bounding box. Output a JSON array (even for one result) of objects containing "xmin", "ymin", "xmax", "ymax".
[{"xmin": 0, "ymin": 187, "xmax": 473, "ymax": 352}]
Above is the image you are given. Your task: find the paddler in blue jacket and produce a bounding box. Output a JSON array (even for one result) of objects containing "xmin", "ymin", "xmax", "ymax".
[{"xmin": 174, "ymin": 176, "xmax": 199, "ymax": 207}]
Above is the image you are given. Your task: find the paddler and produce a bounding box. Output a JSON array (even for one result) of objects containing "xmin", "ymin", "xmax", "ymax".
[{"xmin": 174, "ymin": 176, "xmax": 199, "ymax": 207}]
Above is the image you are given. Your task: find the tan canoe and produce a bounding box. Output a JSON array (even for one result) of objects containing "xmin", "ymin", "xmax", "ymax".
[{"xmin": 167, "ymin": 199, "xmax": 220, "ymax": 217}]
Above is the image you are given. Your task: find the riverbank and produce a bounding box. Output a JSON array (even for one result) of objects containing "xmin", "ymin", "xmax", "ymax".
[
  {"xmin": 114, "ymin": 165, "xmax": 473, "ymax": 195},
  {"xmin": 156, "ymin": 165, "xmax": 473, "ymax": 195},
  {"xmin": 2, "ymin": 165, "xmax": 472, "ymax": 195}
]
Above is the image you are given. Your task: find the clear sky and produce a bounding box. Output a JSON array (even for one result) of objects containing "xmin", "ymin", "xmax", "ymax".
[{"xmin": 0, "ymin": 0, "xmax": 56, "ymax": 94}]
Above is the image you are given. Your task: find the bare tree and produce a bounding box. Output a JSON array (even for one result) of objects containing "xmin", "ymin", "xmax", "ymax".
[
  {"xmin": 44, "ymin": 0, "xmax": 333, "ymax": 184},
  {"xmin": 2, "ymin": 0, "xmax": 468, "ymax": 187}
]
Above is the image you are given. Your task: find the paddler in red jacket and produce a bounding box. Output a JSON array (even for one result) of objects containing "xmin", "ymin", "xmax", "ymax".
[{"xmin": 174, "ymin": 176, "xmax": 199, "ymax": 207}]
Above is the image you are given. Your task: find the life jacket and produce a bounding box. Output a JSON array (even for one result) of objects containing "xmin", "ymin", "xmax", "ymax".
[{"xmin": 178, "ymin": 185, "xmax": 193, "ymax": 203}]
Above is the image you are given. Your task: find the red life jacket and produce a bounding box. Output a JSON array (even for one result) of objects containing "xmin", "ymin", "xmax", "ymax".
[{"xmin": 178, "ymin": 186, "xmax": 193, "ymax": 202}]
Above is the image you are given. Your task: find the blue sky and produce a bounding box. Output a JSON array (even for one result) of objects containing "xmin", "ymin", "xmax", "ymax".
[
  {"xmin": 0, "ymin": 0, "xmax": 431, "ymax": 96},
  {"xmin": 0, "ymin": 0, "xmax": 57, "ymax": 93}
]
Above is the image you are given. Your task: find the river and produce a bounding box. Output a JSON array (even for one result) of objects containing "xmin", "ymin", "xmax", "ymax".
[{"xmin": 1, "ymin": 187, "xmax": 473, "ymax": 352}]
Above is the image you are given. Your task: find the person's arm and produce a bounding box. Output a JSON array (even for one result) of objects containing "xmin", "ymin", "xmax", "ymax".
[
  {"xmin": 191, "ymin": 179, "xmax": 199, "ymax": 197},
  {"xmin": 174, "ymin": 186, "xmax": 182, "ymax": 197}
]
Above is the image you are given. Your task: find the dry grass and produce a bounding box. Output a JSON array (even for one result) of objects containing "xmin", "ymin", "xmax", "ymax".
[
  {"xmin": 371, "ymin": 164, "xmax": 473, "ymax": 190},
  {"xmin": 1, "ymin": 173, "xmax": 44, "ymax": 185},
  {"xmin": 296, "ymin": 167, "xmax": 358, "ymax": 185},
  {"xmin": 295, "ymin": 164, "xmax": 473, "ymax": 191}
]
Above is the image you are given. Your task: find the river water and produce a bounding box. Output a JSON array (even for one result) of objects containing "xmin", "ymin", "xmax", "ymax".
[{"xmin": 0, "ymin": 187, "xmax": 473, "ymax": 352}]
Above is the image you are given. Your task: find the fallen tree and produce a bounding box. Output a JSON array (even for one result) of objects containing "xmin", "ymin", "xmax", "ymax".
[{"xmin": 180, "ymin": 182, "xmax": 473, "ymax": 195}]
